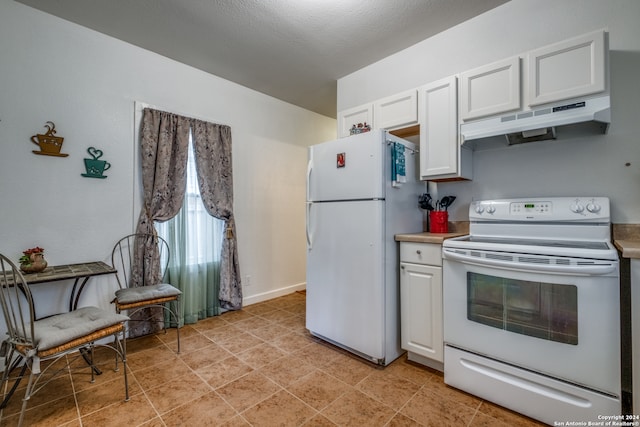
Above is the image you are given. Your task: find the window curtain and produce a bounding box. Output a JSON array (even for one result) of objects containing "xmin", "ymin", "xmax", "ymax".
[
  {"xmin": 132, "ymin": 108, "xmax": 241, "ymax": 336},
  {"xmin": 156, "ymin": 141, "xmax": 225, "ymax": 323},
  {"xmin": 191, "ymin": 120, "xmax": 242, "ymax": 310},
  {"xmin": 133, "ymin": 108, "xmax": 190, "ymax": 337}
]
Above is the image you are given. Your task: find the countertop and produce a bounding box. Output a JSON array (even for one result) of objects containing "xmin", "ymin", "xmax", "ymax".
[
  {"xmin": 615, "ymin": 240, "xmax": 640, "ymax": 260},
  {"xmin": 395, "ymin": 224, "xmax": 640, "ymax": 257},
  {"xmin": 613, "ymin": 224, "xmax": 640, "ymax": 259},
  {"xmin": 395, "ymin": 232, "xmax": 467, "ymax": 244}
]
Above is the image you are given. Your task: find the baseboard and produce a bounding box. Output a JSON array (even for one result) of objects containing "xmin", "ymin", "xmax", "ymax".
[
  {"xmin": 407, "ymin": 351, "xmax": 444, "ymax": 372},
  {"xmin": 242, "ymin": 282, "xmax": 306, "ymax": 306}
]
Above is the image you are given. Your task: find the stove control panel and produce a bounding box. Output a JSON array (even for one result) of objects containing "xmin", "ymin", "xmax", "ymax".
[
  {"xmin": 470, "ymin": 197, "xmax": 610, "ymax": 222},
  {"xmin": 510, "ymin": 201, "xmax": 551, "ymax": 215}
]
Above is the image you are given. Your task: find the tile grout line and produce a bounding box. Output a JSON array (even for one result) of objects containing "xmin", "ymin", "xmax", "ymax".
[
  {"xmin": 66, "ymin": 354, "xmax": 84, "ymax": 427},
  {"xmin": 465, "ymin": 400, "xmax": 484, "ymax": 427}
]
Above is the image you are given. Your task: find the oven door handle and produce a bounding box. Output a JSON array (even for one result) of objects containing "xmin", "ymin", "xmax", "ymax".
[{"xmin": 443, "ymin": 249, "xmax": 618, "ymax": 275}]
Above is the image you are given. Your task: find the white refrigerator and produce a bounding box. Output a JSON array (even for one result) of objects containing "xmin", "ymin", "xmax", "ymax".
[{"xmin": 305, "ymin": 129, "xmax": 423, "ymax": 365}]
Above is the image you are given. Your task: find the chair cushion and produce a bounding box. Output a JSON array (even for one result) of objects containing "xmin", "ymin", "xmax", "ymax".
[
  {"xmin": 115, "ymin": 283, "xmax": 181, "ymax": 305},
  {"xmin": 33, "ymin": 306, "xmax": 129, "ymax": 352}
]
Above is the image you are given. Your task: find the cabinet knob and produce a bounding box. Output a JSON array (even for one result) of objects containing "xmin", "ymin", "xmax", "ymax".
[{"xmin": 416, "ymin": 250, "xmax": 422, "ymax": 255}]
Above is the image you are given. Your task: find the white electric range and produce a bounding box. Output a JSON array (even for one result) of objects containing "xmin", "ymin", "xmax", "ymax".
[{"xmin": 442, "ymin": 197, "xmax": 620, "ymax": 424}]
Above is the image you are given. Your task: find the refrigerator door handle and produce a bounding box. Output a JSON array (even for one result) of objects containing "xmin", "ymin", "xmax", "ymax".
[
  {"xmin": 306, "ymin": 202, "xmax": 313, "ymax": 249},
  {"xmin": 306, "ymin": 159, "xmax": 313, "ymax": 202},
  {"xmin": 306, "ymin": 158, "xmax": 313, "ymax": 249}
]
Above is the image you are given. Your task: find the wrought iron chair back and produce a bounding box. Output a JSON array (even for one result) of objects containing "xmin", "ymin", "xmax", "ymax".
[
  {"xmin": 111, "ymin": 233, "xmax": 182, "ymax": 353},
  {"xmin": 0, "ymin": 255, "xmax": 36, "ymax": 358},
  {"xmin": 111, "ymin": 233, "xmax": 170, "ymax": 289},
  {"xmin": 0, "ymin": 253, "xmax": 129, "ymax": 427}
]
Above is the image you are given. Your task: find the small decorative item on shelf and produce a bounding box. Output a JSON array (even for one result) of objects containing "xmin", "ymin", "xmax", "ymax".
[
  {"xmin": 19, "ymin": 246, "xmax": 48, "ymax": 273},
  {"xmin": 31, "ymin": 121, "xmax": 68, "ymax": 157},
  {"xmin": 81, "ymin": 147, "xmax": 111, "ymax": 179},
  {"xmin": 349, "ymin": 122, "xmax": 371, "ymax": 135}
]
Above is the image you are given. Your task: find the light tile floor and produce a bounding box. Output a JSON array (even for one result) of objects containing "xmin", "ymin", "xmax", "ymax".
[{"xmin": 0, "ymin": 292, "xmax": 546, "ymax": 426}]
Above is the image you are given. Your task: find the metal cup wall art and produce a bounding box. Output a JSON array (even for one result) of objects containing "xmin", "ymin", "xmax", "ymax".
[
  {"xmin": 31, "ymin": 121, "xmax": 68, "ymax": 157},
  {"xmin": 29, "ymin": 121, "xmax": 113, "ymax": 180},
  {"xmin": 81, "ymin": 147, "xmax": 111, "ymax": 179}
]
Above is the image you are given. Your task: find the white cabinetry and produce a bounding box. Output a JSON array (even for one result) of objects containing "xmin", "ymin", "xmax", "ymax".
[
  {"xmin": 400, "ymin": 242, "xmax": 443, "ymax": 370},
  {"xmin": 373, "ymin": 89, "xmax": 418, "ymax": 130},
  {"xmin": 457, "ymin": 29, "xmax": 607, "ymax": 126},
  {"xmin": 459, "ymin": 56, "xmax": 521, "ymax": 121},
  {"xmin": 528, "ymin": 30, "xmax": 606, "ymax": 107},
  {"xmin": 419, "ymin": 76, "xmax": 471, "ymax": 181},
  {"xmin": 337, "ymin": 104, "xmax": 373, "ymax": 138},
  {"xmin": 338, "ymin": 90, "xmax": 418, "ymax": 138}
]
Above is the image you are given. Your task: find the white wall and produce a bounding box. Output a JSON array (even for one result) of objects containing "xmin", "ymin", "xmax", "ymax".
[
  {"xmin": 338, "ymin": 0, "xmax": 640, "ymax": 224},
  {"xmin": 0, "ymin": 0, "xmax": 336, "ymax": 318}
]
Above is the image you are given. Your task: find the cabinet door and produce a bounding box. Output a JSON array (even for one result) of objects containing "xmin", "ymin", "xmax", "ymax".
[
  {"xmin": 400, "ymin": 262, "xmax": 443, "ymax": 362},
  {"xmin": 337, "ymin": 104, "xmax": 373, "ymax": 138},
  {"xmin": 373, "ymin": 89, "xmax": 418, "ymax": 130},
  {"xmin": 459, "ymin": 56, "xmax": 521, "ymax": 121},
  {"xmin": 528, "ymin": 30, "xmax": 606, "ymax": 107},
  {"xmin": 419, "ymin": 76, "xmax": 459, "ymax": 179}
]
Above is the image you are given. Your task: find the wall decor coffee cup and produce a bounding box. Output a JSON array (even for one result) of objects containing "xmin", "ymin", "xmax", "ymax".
[
  {"xmin": 31, "ymin": 121, "xmax": 68, "ymax": 157},
  {"xmin": 81, "ymin": 147, "xmax": 111, "ymax": 179}
]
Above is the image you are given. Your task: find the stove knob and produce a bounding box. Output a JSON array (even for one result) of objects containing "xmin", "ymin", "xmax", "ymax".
[
  {"xmin": 474, "ymin": 205, "xmax": 484, "ymax": 214},
  {"xmin": 486, "ymin": 205, "xmax": 496, "ymax": 214},
  {"xmin": 586, "ymin": 202, "xmax": 601, "ymax": 213},
  {"xmin": 570, "ymin": 202, "xmax": 584, "ymax": 213}
]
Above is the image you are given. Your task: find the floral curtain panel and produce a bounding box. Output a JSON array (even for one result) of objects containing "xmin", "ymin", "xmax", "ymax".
[
  {"xmin": 191, "ymin": 120, "xmax": 242, "ymax": 310},
  {"xmin": 132, "ymin": 109, "xmax": 190, "ymax": 336}
]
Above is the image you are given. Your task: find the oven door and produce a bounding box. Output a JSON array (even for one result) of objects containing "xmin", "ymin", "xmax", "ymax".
[{"xmin": 443, "ymin": 247, "xmax": 620, "ymax": 396}]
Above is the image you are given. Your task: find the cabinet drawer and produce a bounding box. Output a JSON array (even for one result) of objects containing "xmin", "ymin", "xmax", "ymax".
[{"xmin": 400, "ymin": 242, "xmax": 442, "ymax": 266}]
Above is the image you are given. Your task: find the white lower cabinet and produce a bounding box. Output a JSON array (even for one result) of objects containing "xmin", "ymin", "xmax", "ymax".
[{"xmin": 400, "ymin": 242, "xmax": 443, "ymax": 370}]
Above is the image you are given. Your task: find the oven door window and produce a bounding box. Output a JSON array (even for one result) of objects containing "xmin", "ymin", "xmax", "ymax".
[{"xmin": 467, "ymin": 272, "xmax": 578, "ymax": 345}]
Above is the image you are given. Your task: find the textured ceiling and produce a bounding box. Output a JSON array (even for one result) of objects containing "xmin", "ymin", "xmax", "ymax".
[{"xmin": 15, "ymin": 0, "xmax": 509, "ymax": 118}]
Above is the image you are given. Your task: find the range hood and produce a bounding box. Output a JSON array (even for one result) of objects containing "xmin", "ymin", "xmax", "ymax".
[{"xmin": 460, "ymin": 95, "xmax": 610, "ymax": 149}]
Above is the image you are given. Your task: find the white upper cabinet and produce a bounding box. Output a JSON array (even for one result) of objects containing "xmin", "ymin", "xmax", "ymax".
[
  {"xmin": 419, "ymin": 76, "xmax": 471, "ymax": 181},
  {"xmin": 337, "ymin": 103, "xmax": 373, "ymax": 138},
  {"xmin": 420, "ymin": 77, "xmax": 457, "ymax": 178},
  {"xmin": 373, "ymin": 89, "xmax": 418, "ymax": 130},
  {"xmin": 337, "ymin": 90, "xmax": 418, "ymax": 138},
  {"xmin": 528, "ymin": 30, "xmax": 606, "ymax": 107},
  {"xmin": 459, "ymin": 56, "xmax": 521, "ymax": 121}
]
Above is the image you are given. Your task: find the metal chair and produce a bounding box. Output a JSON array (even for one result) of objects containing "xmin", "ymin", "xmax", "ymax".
[
  {"xmin": 111, "ymin": 233, "xmax": 182, "ymax": 353},
  {"xmin": 0, "ymin": 254, "xmax": 129, "ymax": 427}
]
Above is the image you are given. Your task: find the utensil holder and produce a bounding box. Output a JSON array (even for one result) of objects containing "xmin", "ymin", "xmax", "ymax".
[{"xmin": 429, "ymin": 211, "xmax": 448, "ymax": 233}]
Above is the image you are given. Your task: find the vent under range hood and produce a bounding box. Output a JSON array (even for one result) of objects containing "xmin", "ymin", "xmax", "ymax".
[{"xmin": 460, "ymin": 96, "xmax": 610, "ymax": 149}]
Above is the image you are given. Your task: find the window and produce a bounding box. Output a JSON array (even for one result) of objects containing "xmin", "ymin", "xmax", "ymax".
[
  {"xmin": 155, "ymin": 132, "xmax": 225, "ymax": 322},
  {"xmin": 156, "ymin": 135, "xmax": 224, "ymax": 265}
]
